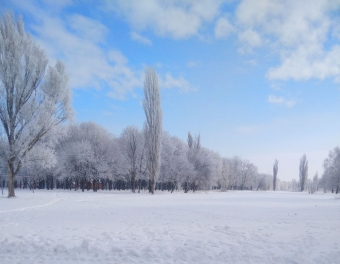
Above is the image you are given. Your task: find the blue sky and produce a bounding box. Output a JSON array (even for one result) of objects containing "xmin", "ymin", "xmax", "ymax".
[{"xmin": 2, "ymin": 0, "xmax": 340, "ymax": 181}]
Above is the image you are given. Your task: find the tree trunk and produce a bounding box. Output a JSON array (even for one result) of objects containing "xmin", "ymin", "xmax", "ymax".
[
  {"xmin": 7, "ymin": 163, "xmax": 15, "ymax": 198},
  {"xmin": 131, "ymin": 172, "xmax": 136, "ymax": 193},
  {"xmin": 149, "ymin": 179, "xmax": 155, "ymax": 194}
]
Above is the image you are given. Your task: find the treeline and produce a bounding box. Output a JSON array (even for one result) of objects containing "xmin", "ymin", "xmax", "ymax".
[
  {"xmin": 9, "ymin": 122, "xmax": 283, "ymax": 193},
  {"xmin": 320, "ymin": 147, "xmax": 340, "ymax": 193},
  {"xmin": 4, "ymin": 122, "xmax": 339, "ymax": 194}
]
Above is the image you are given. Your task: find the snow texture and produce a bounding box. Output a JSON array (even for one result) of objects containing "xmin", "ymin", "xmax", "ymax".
[{"xmin": 0, "ymin": 190, "xmax": 339, "ymax": 264}]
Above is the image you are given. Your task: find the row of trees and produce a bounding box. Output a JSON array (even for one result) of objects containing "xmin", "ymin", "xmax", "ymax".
[
  {"xmin": 294, "ymin": 149, "xmax": 340, "ymax": 194},
  {"xmin": 11, "ymin": 122, "xmax": 281, "ymax": 193}
]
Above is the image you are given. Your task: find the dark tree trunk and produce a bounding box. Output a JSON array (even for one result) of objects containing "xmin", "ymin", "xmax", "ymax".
[
  {"xmin": 131, "ymin": 172, "xmax": 136, "ymax": 193},
  {"xmin": 7, "ymin": 163, "xmax": 15, "ymax": 198}
]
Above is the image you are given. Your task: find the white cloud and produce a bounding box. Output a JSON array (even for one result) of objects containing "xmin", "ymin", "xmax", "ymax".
[
  {"xmin": 68, "ymin": 14, "xmax": 108, "ymax": 43},
  {"xmin": 267, "ymin": 45, "xmax": 340, "ymax": 81},
  {"xmin": 215, "ymin": 17, "xmax": 234, "ymax": 39},
  {"xmin": 108, "ymin": 50, "xmax": 128, "ymax": 65},
  {"xmin": 235, "ymin": 0, "xmax": 340, "ymax": 82},
  {"xmin": 11, "ymin": 1, "xmax": 198, "ymax": 99},
  {"xmin": 268, "ymin": 95, "xmax": 296, "ymax": 107},
  {"xmin": 237, "ymin": 29, "xmax": 262, "ymax": 53},
  {"xmin": 104, "ymin": 0, "xmax": 225, "ymax": 39},
  {"xmin": 160, "ymin": 73, "xmax": 196, "ymax": 92},
  {"xmin": 130, "ymin": 32, "xmax": 152, "ymax": 45},
  {"xmin": 13, "ymin": 1, "xmax": 142, "ymax": 100}
]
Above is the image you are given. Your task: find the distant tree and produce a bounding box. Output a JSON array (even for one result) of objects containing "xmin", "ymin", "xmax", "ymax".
[
  {"xmin": 119, "ymin": 126, "xmax": 144, "ymax": 193},
  {"xmin": 229, "ymin": 156, "xmax": 238, "ymax": 189},
  {"xmin": 220, "ymin": 158, "xmax": 230, "ymax": 192},
  {"xmin": 252, "ymin": 173, "xmax": 268, "ymax": 191},
  {"xmin": 55, "ymin": 123, "xmax": 117, "ymax": 192},
  {"xmin": 299, "ymin": 154, "xmax": 308, "ymax": 192},
  {"xmin": 0, "ymin": 13, "xmax": 73, "ymax": 197},
  {"xmin": 60, "ymin": 140, "xmax": 95, "ymax": 191},
  {"xmin": 143, "ymin": 67, "xmax": 162, "ymax": 194},
  {"xmin": 273, "ymin": 159, "xmax": 278, "ymax": 191},
  {"xmin": 322, "ymin": 147, "xmax": 340, "ymax": 193},
  {"xmin": 185, "ymin": 132, "xmax": 200, "ymax": 192},
  {"xmin": 159, "ymin": 132, "xmax": 193, "ymax": 192},
  {"xmin": 239, "ymin": 160, "xmax": 257, "ymax": 190},
  {"xmin": 19, "ymin": 137, "xmax": 59, "ymax": 191},
  {"xmin": 309, "ymin": 172, "xmax": 318, "ymax": 194},
  {"xmin": 185, "ymin": 132, "xmax": 214, "ymax": 192}
]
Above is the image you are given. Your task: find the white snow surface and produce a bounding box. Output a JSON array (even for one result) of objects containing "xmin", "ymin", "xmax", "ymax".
[{"xmin": 0, "ymin": 189, "xmax": 339, "ymax": 264}]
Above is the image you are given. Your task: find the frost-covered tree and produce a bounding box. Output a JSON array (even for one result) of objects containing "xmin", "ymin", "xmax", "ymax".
[
  {"xmin": 209, "ymin": 151, "xmax": 223, "ymax": 190},
  {"xmin": 185, "ymin": 132, "xmax": 214, "ymax": 192},
  {"xmin": 322, "ymin": 147, "xmax": 340, "ymax": 193},
  {"xmin": 0, "ymin": 13, "xmax": 73, "ymax": 197},
  {"xmin": 119, "ymin": 126, "xmax": 145, "ymax": 193},
  {"xmin": 185, "ymin": 132, "xmax": 200, "ymax": 192},
  {"xmin": 143, "ymin": 67, "xmax": 162, "ymax": 194},
  {"xmin": 309, "ymin": 172, "xmax": 318, "ymax": 194},
  {"xmin": 60, "ymin": 140, "xmax": 95, "ymax": 192},
  {"xmin": 159, "ymin": 132, "xmax": 193, "ymax": 192},
  {"xmin": 19, "ymin": 134, "xmax": 61, "ymax": 191},
  {"xmin": 56, "ymin": 123, "xmax": 117, "ymax": 191},
  {"xmin": 229, "ymin": 156, "xmax": 242, "ymax": 190},
  {"xmin": 220, "ymin": 158, "xmax": 230, "ymax": 192},
  {"xmin": 239, "ymin": 160, "xmax": 257, "ymax": 190},
  {"xmin": 299, "ymin": 154, "xmax": 308, "ymax": 192},
  {"xmin": 253, "ymin": 173, "xmax": 270, "ymax": 191},
  {"xmin": 194, "ymin": 147, "xmax": 213, "ymax": 191},
  {"xmin": 273, "ymin": 159, "xmax": 278, "ymax": 191}
]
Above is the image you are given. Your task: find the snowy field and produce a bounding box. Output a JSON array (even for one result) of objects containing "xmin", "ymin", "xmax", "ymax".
[{"xmin": 0, "ymin": 190, "xmax": 339, "ymax": 264}]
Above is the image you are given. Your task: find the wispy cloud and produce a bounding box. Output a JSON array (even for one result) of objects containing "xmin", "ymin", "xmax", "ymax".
[
  {"xmin": 237, "ymin": 29, "xmax": 262, "ymax": 53},
  {"xmin": 130, "ymin": 32, "xmax": 152, "ymax": 45},
  {"xmin": 9, "ymin": 1, "xmax": 143, "ymax": 100},
  {"xmin": 104, "ymin": 0, "xmax": 224, "ymax": 39},
  {"xmin": 215, "ymin": 16, "xmax": 234, "ymax": 39},
  {"xmin": 268, "ymin": 95, "xmax": 296, "ymax": 107},
  {"xmin": 244, "ymin": 59, "xmax": 257, "ymax": 66},
  {"xmin": 10, "ymin": 1, "xmax": 199, "ymax": 99},
  {"xmin": 160, "ymin": 73, "xmax": 197, "ymax": 92}
]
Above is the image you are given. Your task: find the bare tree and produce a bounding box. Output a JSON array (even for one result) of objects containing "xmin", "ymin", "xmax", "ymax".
[
  {"xmin": 299, "ymin": 154, "xmax": 308, "ymax": 192},
  {"xmin": 143, "ymin": 67, "xmax": 162, "ymax": 194},
  {"xmin": 0, "ymin": 13, "xmax": 72, "ymax": 197},
  {"xmin": 273, "ymin": 159, "xmax": 278, "ymax": 191}
]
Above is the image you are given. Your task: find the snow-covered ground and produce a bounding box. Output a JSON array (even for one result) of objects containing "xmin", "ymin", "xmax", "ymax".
[{"xmin": 0, "ymin": 189, "xmax": 339, "ymax": 264}]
